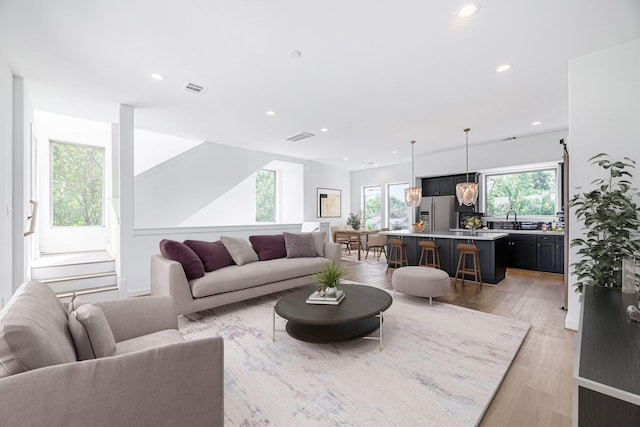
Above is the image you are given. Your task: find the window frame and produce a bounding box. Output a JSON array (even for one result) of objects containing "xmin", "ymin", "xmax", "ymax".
[
  {"xmin": 386, "ymin": 181, "xmax": 409, "ymax": 230},
  {"xmin": 50, "ymin": 139, "xmax": 105, "ymax": 228},
  {"xmin": 481, "ymin": 163, "xmax": 561, "ymax": 221},
  {"xmin": 361, "ymin": 185, "xmax": 382, "ymax": 230}
]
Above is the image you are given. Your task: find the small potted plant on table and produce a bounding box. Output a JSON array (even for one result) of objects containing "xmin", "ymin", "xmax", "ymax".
[{"xmin": 315, "ymin": 262, "xmax": 346, "ymax": 296}]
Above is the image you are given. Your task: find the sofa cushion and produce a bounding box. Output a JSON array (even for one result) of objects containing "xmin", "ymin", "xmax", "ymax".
[
  {"xmin": 189, "ymin": 256, "xmax": 331, "ymax": 297},
  {"xmin": 184, "ymin": 240, "xmax": 235, "ymax": 272},
  {"xmin": 221, "ymin": 236, "xmax": 259, "ymax": 265},
  {"xmin": 68, "ymin": 304, "xmax": 117, "ymax": 360},
  {"xmin": 159, "ymin": 239, "xmax": 205, "ymax": 280},
  {"xmin": 0, "ymin": 281, "xmax": 77, "ymax": 378},
  {"xmin": 312, "ymin": 232, "xmax": 327, "ymax": 257},
  {"xmin": 284, "ymin": 232, "xmax": 317, "ymax": 258},
  {"xmin": 249, "ymin": 234, "xmax": 287, "ymax": 261}
]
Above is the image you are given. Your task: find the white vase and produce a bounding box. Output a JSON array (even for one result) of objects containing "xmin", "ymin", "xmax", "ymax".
[{"xmin": 325, "ymin": 286, "xmax": 337, "ymax": 296}]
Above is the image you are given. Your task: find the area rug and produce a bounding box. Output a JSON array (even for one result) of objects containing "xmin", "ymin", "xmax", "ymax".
[{"xmin": 179, "ymin": 289, "xmax": 530, "ymax": 427}]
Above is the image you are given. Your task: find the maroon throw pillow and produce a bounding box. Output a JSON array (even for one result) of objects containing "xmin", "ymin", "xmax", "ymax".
[
  {"xmin": 183, "ymin": 240, "xmax": 235, "ymax": 272},
  {"xmin": 159, "ymin": 239, "xmax": 205, "ymax": 280},
  {"xmin": 249, "ymin": 234, "xmax": 287, "ymax": 261}
]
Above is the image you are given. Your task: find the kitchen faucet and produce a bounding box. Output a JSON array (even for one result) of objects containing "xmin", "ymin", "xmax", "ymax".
[{"xmin": 506, "ymin": 209, "xmax": 518, "ymax": 229}]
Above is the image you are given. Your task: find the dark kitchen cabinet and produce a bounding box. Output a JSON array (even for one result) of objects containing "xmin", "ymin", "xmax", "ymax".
[
  {"xmin": 536, "ymin": 235, "xmax": 556, "ymax": 273},
  {"xmin": 506, "ymin": 235, "xmax": 537, "ymax": 270},
  {"xmin": 422, "ymin": 176, "xmax": 454, "ymax": 196},
  {"xmin": 554, "ymin": 235, "xmax": 565, "ymax": 274},
  {"xmin": 453, "ymin": 173, "xmax": 478, "ymax": 212}
]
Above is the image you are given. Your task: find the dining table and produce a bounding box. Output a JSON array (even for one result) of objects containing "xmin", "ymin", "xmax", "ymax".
[{"xmin": 332, "ymin": 229, "xmax": 376, "ymax": 261}]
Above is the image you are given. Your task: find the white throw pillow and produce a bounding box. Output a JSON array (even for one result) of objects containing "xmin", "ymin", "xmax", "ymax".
[{"xmin": 220, "ymin": 236, "xmax": 259, "ymax": 265}]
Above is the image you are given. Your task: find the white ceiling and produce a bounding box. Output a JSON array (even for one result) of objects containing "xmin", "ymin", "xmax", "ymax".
[{"xmin": 1, "ymin": 1, "xmax": 639, "ymax": 171}]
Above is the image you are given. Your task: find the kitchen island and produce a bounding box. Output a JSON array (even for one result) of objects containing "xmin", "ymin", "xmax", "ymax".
[{"xmin": 381, "ymin": 230, "xmax": 509, "ymax": 284}]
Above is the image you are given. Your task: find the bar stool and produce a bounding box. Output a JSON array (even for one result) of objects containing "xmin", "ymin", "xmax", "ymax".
[
  {"xmin": 386, "ymin": 239, "xmax": 409, "ymax": 272},
  {"xmin": 454, "ymin": 243, "xmax": 482, "ymax": 288},
  {"xmin": 418, "ymin": 240, "xmax": 440, "ymax": 269}
]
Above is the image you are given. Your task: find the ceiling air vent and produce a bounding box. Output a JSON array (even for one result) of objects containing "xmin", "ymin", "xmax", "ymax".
[
  {"xmin": 285, "ymin": 132, "xmax": 314, "ymax": 142},
  {"xmin": 184, "ymin": 81, "xmax": 207, "ymax": 94}
]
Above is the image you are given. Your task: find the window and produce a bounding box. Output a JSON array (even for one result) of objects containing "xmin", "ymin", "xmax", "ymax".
[
  {"xmin": 362, "ymin": 186, "xmax": 381, "ymax": 230},
  {"xmin": 51, "ymin": 141, "xmax": 104, "ymax": 227},
  {"xmin": 484, "ymin": 167, "xmax": 558, "ymax": 217},
  {"xmin": 256, "ymin": 169, "xmax": 276, "ymax": 222},
  {"xmin": 387, "ymin": 183, "xmax": 409, "ymax": 230}
]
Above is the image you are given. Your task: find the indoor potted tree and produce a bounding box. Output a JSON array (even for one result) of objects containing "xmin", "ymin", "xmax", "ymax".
[{"xmin": 570, "ymin": 153, "xmax": 640, "ymax": 292}]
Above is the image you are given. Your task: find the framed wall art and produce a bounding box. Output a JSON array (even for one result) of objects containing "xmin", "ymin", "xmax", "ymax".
[{"xmin": 317, "ymin": 188, "xmax": 341, "ymax": 218}]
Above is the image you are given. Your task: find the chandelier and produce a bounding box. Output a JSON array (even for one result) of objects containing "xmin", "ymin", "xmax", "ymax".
[
  {"xmin": 404, "ymin": 140, "xmax": 422, "ymax": 207},
  {"xmin": 456, "ymin": 128, "xmax": 478, "ymax": 206}
]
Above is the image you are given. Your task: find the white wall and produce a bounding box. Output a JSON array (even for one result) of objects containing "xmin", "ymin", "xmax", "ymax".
[
  {"xmin": 135, "ymin": 140, "xmax": 309, "ymax": 228},
  {"xmin": 351, "ymin": 131, "xmax": 567, "ymax": 227},
  {"xmin": 11, "ymin": 76, "xmax": 34, "ymax": 290},
  {"xmin": 0, "ymin": 60, "xmax": 13, "ymax": 305},
  {"xmin": 566, "ymin": 38, "xmax": 640, "ymax": 330}
]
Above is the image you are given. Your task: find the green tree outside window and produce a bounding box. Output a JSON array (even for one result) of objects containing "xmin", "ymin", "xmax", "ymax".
[
  {"xmin": 485, "ymin": 169, "xmax": 557, "ymax": 216},
  {"xmin": 256, "ymin": 169, "xmax": 276, "ymax": 222},
  {"xmin": 52, "ymin": 142, "xmax": 104, "ymax": 227}
]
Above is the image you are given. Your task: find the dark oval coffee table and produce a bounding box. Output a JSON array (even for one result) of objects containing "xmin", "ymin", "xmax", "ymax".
[{"xmin": 273, "ymin": 284, "xmax": 392, "ymax": 348}]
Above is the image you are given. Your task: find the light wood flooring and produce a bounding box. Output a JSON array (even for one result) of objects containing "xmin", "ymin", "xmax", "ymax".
[{"xmin": 342, "ymin": 253, "xmax": 574, "ymax": 426}]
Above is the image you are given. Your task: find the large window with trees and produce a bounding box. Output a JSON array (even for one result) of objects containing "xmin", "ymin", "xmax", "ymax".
[
  {"xmin": 256, "ymin": 169, "xmax": 276, "ymax": 222},
  {"xmin": 51, "ymin": 141, "xmax": 104, "ymax": 227},
  {"xmin": 484, "ymin": 166, "xmax": 558, "ymax": 217},
  {"xmin": 362, "ymin": 186, "xmax": 381, "ymax": 230},
  {"xmin": 388, "ymin": 182, "xmax": 409, "ymax": 230}
]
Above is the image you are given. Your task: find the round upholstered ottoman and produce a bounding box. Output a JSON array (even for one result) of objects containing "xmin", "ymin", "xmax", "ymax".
[{"xmin": 391, "ymin": 266, "xmax": 450, "ymax": 306}]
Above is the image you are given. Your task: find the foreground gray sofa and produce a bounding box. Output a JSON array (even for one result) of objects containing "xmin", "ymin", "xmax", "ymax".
[
  {"xmin": 0, "ymin": 281, "xmax": 224, "ymax": 427},
  {"xmin": 151, "ymin": 240, "xmax": 341, "ymax": 316}
]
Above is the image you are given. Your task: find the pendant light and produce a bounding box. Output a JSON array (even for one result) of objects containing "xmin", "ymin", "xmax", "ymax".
[
  {"xmin": 456, "ymin": 128, "xmax": 479, "ymax": 206},
  {"xmin": 404, "ymin": 140, "xmax": 422, "ymax": 207}
]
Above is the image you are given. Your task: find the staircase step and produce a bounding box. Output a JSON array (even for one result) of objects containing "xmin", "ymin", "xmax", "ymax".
[
  {"xmin": 42, "ymin": 273, "xmax": 117, "ymax": 294},
  {"xmin": 32, "ymin": 260, "xmax": 116, "ymax": 280}
]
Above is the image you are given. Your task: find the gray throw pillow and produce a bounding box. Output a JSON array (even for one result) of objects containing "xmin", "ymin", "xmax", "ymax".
[
  {"xmin": 220, "ymin": 236, "xmax": 259, "ymax": 265},
  {"xmin": 312, "ymin": 231, "xmax": 326, "ymax": 257},
  {"xmin": 284, "ymin": 232, "xmax": 317, "ymax": 258},
  {"xmin": 68, "ymin": 304, "xmax": 116, "ymax": 360}
]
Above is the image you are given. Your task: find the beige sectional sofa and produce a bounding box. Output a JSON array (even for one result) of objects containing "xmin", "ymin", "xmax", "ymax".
[
  {"xmin": 0, "ymin": 280, "xmax": 224, "ymax": 427},
  {"xmin": 151, "ymin": 233, "xmax": 341, "ymax": 316}
]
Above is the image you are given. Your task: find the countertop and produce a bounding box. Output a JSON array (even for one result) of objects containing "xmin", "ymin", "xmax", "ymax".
[
  {"xmin": 449, "ymin": 228, "xmax": 565, "ymax": 236},
  {"xmin": 381, "ymin": 230, "xmax": 509, "ymax": 241}
]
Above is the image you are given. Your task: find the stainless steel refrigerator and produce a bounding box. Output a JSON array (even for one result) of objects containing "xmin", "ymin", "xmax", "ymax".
[{"xmin": 419, "ymin": 195, "xmax": 455, "ymax": 232}]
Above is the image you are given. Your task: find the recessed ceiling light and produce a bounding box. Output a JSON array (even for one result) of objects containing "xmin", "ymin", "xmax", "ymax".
[
  {"xmin": 458, "ymin": 3, "xmax": 480, "ymax": 18},
  {"xmin": 531, "ymin": 121, "xmax": 542, "ymax": 126},
  {"xmin": 343, "ymin": 157, "xmax": 349, "ymax": 160},
  {"xmin": 392, "ymin": 150, "xmax": 398, "ymax": 154},
  {"xmin": 289, "ymin": 50, "xmax": 302, "ymax": 59},
  {"xmin": 265, "ymin": 111, "xmax": 276, "ymax": 116},
  {"xmin": 150, "ymin": 73, "xmax": 164, "ymax": 81},
  {"xmin": 496, "ymin": 64, "xmax": 512, "ymax": 73},
  {"xmin": 320, "ymin": 128, "xmax": 329, "ymax": 132}
]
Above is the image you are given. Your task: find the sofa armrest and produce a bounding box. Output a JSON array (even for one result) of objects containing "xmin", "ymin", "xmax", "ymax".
[
  {"xmin": 324, "ymin": 242, "xmax": 341, "ymax": 267},
  {"xmin": 95, "ymin": 296, "xmax": 178, "ymax": 343},
  {"xmin": 0, "ymin": 336, "xmax": 224, "ymax": 427},
  {"xmin": 151, "ymin": 254, "xmax": 196, "ymax": 316}
]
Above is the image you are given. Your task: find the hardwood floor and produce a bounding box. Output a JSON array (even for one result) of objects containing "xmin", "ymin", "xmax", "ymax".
[{"xmin": 342, "ymin": 255, "xmax": 574, "ymax": 426}]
